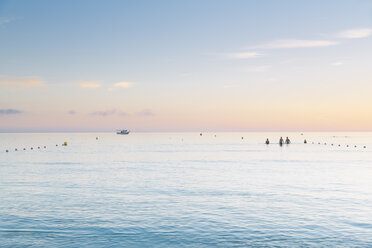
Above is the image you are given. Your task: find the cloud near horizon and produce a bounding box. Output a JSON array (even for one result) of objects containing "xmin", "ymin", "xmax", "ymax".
[
  {"xmin": 89, "ymin": 109, "xmax": 154, "ymax": 117},
  {"xmin": 226, "ymin": 52, "xmax": 262, "ymax": 59},
  {"xmin": 78, "ymin": 81, "xmax": 101, "ymax": 88},
  {"xmin": 337, "ymin": 28, "xmax": 372, "ymax": 39},
  {"xmin": 250, "ymin": 39, "xmax": 338, "ymax": 49},
  {"xmin": 331, "ymin": 62, "xmax": 344, "ymax": 66},
  {"xmin": 0, "ymin": 109, "xmax": 23, "ymax": 115},
  {"xmin": 0, "ymin": 77, "xmax": 44, "ymax": 89},
  {"xmin": 136, "ymin": 109, "xmax": 154, "ymax": 116},
  {"xmin": 113, "ymin": 82, "xmax": 134, "ymax": 88},
  {"xmin": 89, "ymin": 109, "xmax": 127, "ymax": 117}
]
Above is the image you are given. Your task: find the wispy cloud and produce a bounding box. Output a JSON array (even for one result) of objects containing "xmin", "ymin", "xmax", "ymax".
[
  {"xmin": 250, "ymin": 39, "xmax": 338, "ymax": 49},
  {"xmin": 89, "ymin": 109, "xmax": 153, "ymax": 117},
  {"xmin": 226, "ymin": 52, "xmax": 262, "ymax": 59},
  {"xmin": 68, "ymin": 110, "xmax": 77, "ymax": 115},
  {"xmin": 0, "ymin": 17, "xmax": 17, "ymax": 26},
  {"xmin": 89, "ymin": 109, "xmax": 127, "ymax": 117},
  {"xmin": 0, "ymin": 109, "xmax": 23, "ymax": 115},
  {"xmin": 113, "ymin": 82, "xmax": 134, "ymax": 88},
  {"xmin": 78, "ymin": 81, "xmax": 101, "ymax": 88},
  {"xmin": 337, "ymin": 28, "xmax": 372, "ymax": 39},
  {"xmin": 331, "ymin": 62, "xmax": 344, "ymax": 66},
  {"xmin": 136, "ymin": 109, "xmax": 154, "ymax": 116},
  {"xmin": 0, "ymin": 77, "xmax": 44, "ymax": 89}
]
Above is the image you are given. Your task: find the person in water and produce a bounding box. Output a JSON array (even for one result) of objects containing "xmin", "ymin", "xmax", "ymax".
[
  {"xmin": 285, "ymin": 137, "xmax": 291, "ymax": 144},
  {"xmin": 265, "ymin": 138, "xmax": 269, "ymax": 144},
  {"xmin": 279, "ymin": 137, "xmax": 284, "ymax": 145}
]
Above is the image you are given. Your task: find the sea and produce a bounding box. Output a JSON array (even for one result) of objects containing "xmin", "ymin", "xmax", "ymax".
[{"xmin": 0, "ymin": 132, "xmax": 372, "ymax": 247}]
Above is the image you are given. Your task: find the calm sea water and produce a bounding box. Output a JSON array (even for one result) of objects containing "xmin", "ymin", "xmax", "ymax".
[{"xmin": 1, "ymin": 132, "xmax": 372, "ymax": 247}]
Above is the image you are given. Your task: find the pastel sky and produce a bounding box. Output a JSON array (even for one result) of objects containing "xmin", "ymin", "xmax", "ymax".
[{"xmin": 1, "ymin": 0, "xmax": 372, "ymax": 132}]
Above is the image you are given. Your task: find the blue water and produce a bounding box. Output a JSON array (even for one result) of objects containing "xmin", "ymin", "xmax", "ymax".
[{"xmin": 1, "ymin": 132, "xmax": 372, "ymax": 247}]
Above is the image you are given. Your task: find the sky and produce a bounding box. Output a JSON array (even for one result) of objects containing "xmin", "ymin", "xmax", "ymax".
[{"xmin": 1, "ymin": 0, "xmax": 372, "ymax": 132}]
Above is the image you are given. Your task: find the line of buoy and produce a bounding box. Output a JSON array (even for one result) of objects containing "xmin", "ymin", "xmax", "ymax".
[
  {"xmin": 306, "ymin": 140, "xmax": 366, "ymax": 149},
  {"xmin": 5, "ymin": 142, "xmax": 66, "ymax": 153}
]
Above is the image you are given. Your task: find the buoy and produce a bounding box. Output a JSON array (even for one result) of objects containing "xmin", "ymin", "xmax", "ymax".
[
  {"xmin": 318, "ymin": 142, "xmax": 320, "ymax": 144},
  {"xmin": 96, "ymin": 137, "xmax": 98, "ymax": 140},
  {"xmin": 44, "ymin": 146, "xmax": 46, "ymax": 148},
  {"xmin": 23, "ymin": 148, "xmax": 26, "ymax": 150},
  {"xmin": 56, "ymin": 144, "xmax": 58, "ymax": 146},
  {"xmin": 324, "ymin": 143, "xmax": 326, "ymax": 145},
  {"xmin": 354, "ymin": 145, "xmax": 357, "ymax": 148},
  {"xmin": 63, "ymin": 142, "xmax": 67, "ymax": 146},
  {"xmin": 200, "ymin": 133, "xmax": 202, "ymax": 136},
  {"xmin": 31, "ymin": 147, "xmax": 33, "ymax": 150},
  {"xmin": 15, "ymin": 148, "xmax": 18, "ymax": 151},
  {"xmin": 38, "ymin": 147, "xmax": 40, "ymax": 149},
  {"xmin": 364, "ymin": 146, "xmax": 366, "ymax": 148},
  {"xmin": 338, "ymin": 144, "xmax": 340, "ymax": 146},
  {"xmin": 331, "ymin": 144, "xmax": 333, "ymax": 146},
  {"xmin": 312, "ymin": 142, "xmax": 314, "ymax": 144},
  {"xmin": 301, "ymin": 133, "xmax": 303, "ymax": 135},
  {"xmin": 241, "ymin": 137, "xmax": 244, "ymax": 140},
  {"xmin": 6, "ymin": 150, "xmax": 8, "ymax": 152},
  {"xmin": 347, "ymin": 145, "xmax": 349, "ymax": 147},
  {"xmin": 304, "ymin": 139, "xmax": 307, "ymax": 144}
]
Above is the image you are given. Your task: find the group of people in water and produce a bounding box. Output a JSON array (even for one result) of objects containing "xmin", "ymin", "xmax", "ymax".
[{"xmin": 265, "ymin": 137, "xmax": 290, "ymax": 145}]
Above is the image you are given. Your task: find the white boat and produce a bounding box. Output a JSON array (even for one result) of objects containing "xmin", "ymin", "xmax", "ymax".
[{"xmin": 116, "ymin": 129, "xmax": 130, "ymax": 135}]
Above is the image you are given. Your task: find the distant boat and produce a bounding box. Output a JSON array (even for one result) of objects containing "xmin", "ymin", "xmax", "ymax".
[{"xmin": 116, "ymin": 129, "xmax": 130, "ymax": 135}]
